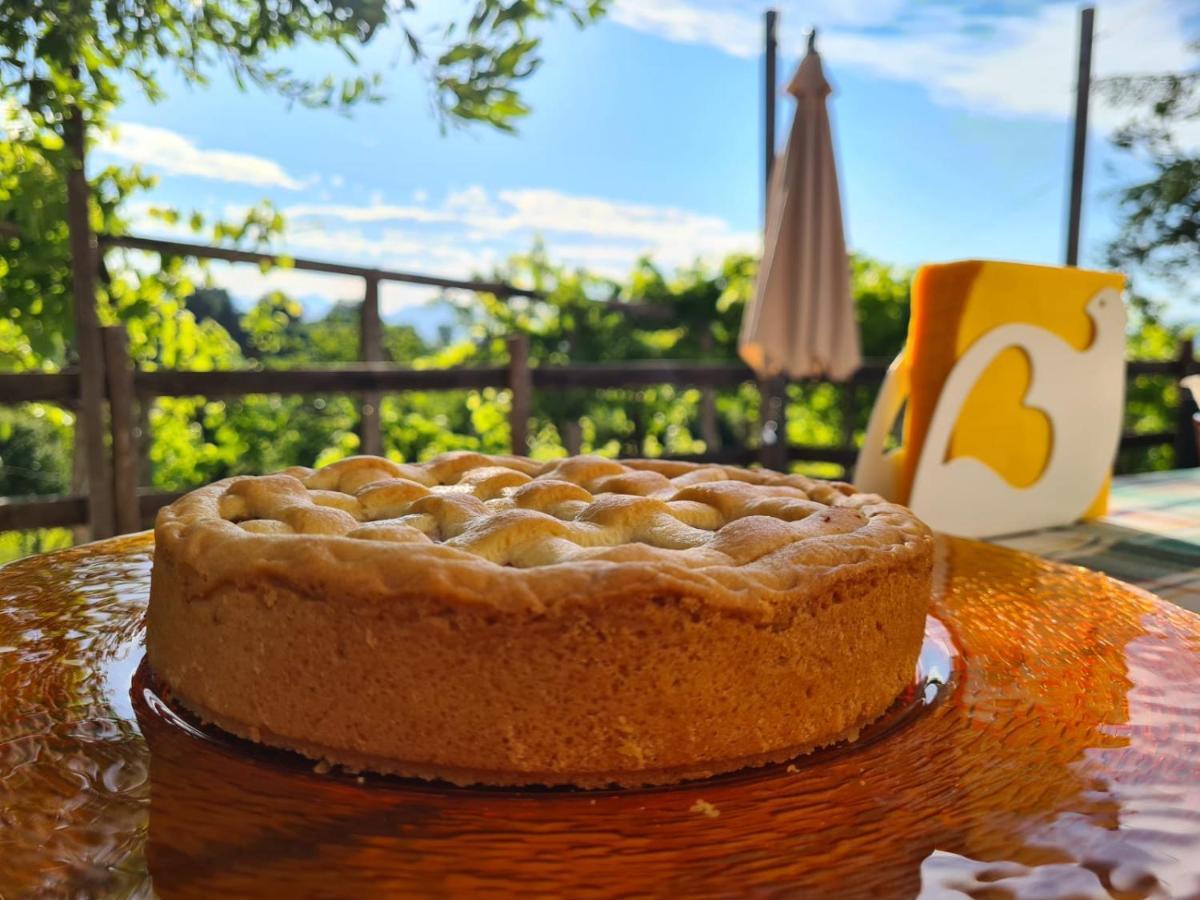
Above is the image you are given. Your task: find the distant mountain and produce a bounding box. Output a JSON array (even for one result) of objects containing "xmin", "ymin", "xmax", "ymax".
[
  {"xmin": 185, "ymin": 288, "xmax": 251, "ymax": 354},
  {"xmin": 384, "ymin": 300, "xmax": 464, "ymax": 343},
  {"xmin": 308, "ymin": 295, "xmax": 466, "ymax": 344},
  {"xmin": 212, "ymin": 285, "xmax": 468, "ymax": 346}
]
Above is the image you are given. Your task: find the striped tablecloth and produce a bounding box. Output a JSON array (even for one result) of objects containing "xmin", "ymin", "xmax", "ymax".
[{"xmin": 993, "ymin": 468, "xmax": 1200, "ymax": 613}]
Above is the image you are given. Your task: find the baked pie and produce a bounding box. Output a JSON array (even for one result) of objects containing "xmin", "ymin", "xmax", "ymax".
[{"xmin": 148, "ymin": 453, "xmax": 933, "ymax": 787}]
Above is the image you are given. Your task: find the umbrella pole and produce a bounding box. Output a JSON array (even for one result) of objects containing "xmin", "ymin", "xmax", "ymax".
[
  {"xmin": 1065, "ymin": 6, "xmax": 1094, "ymax": 267},
  {"xmin": 757, "ymin": 10, "xmax": 789, "ymax": 472},
  {"xmin": 763, "ymin": 9, "xmax": 777, "ymax": 208}
]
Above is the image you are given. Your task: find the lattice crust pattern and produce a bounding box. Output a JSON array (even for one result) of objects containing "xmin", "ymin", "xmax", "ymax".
[{"xmin": 172, "ymin": 453, "xmax": 915, "ymax": 571}]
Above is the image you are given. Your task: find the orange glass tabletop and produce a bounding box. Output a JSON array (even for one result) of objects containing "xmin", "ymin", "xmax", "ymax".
[{"xmin": 2, "ymin": 533, "xmax": 1199, "ymax": 897}]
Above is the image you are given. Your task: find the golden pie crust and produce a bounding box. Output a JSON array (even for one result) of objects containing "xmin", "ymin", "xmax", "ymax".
[{"xmin": 147, "ymin": 453, "xmax": 933, "ymax": 787}]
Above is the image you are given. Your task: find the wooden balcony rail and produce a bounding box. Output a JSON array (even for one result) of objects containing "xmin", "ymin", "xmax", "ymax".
[
  {"xmin": 2, "ymin": 329, "xmax": 1196, "ymax": 538},
  {"xmin": 99, "ymin": 234, "xmax": 537, "ymax": 298}
]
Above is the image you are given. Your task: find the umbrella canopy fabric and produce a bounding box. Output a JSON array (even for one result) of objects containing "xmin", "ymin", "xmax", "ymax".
[{"xmin": 740, "ymin": 47, "xmax": 861, "ymax": 382}]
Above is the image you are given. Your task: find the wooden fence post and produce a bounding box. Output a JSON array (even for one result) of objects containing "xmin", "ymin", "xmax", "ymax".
[
  {"xmin": 561, "ymin": 420, "xmax": 583, "ymax": 455},
  {"xmin": 507, "ymin": 333, "xmax": 532, "ymax": 455},
  {"xmin": 137, "ymin": 401, "xmax": 152, "ymax": 487},
  {"xmin": 698, "ymin": 332, "xmax": 720, "ymax": 451},
  {"xmin": 757, "ymin": 376, "xmax": 789, "ymax": 471},
  {"xmin": 1175, "ymin": 336, "xmax": 1198, "ymax": 468},
  {"xmin": 627, "ymin": 395, "xmax": 646, "ymax": 457},
  {"xmin": 839, "ymin": 382, "xmax": 857, "ymax": 480},
  {"xmin": 64, "ymin": 101, "xmax": 114, "ymax": 539},
  {"xmin": 101, "ymin": 325, "xmax": 140, "ymax": 534},
  {"xmin": 358, "ymin": 274, "xmax": 383, "ymax": 457}
]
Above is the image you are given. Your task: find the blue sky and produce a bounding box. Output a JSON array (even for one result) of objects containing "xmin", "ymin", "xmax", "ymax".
[{"xmin": 94, "ymin": 0, "xmax": 1199, "ymax": 325}]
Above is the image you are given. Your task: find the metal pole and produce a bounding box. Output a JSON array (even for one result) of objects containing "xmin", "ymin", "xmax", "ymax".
[
  {"xmin": 764, "ymin": 9, "xmax": 778, "ymax": 206},
  {"xmin": 1065, "ymin": 6, "xmax": 1094, "ymax": 267},
  {"xmin": 757, "ymin": 10, "xmax": 787, "ymax": 472}
]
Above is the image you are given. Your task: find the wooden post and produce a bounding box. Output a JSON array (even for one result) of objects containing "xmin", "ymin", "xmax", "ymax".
[
  {"xmin": 101, "ymin": 325, "xmax": 140, "ymax": 534},
  {"xmin": 840, "ymin": 383, "xmax": 857, "ymax": 479},
  {"xmin": 561, "ymin": 420, "xmax": 583, "ymax": 455},
  {"xmin": 1065, "ymin": 6, "xmax": 1094, "ymax": 266},
  {"xmin": 840, "ymin": 384, "xmax": 857, "ymax": 446},
  {"xmin": 95, "ymin": 247, "xmax": 152, "ymax": 490},
  {"xmin": 699, "ymin": 389, "xmax": 720, "ymax": 451},
  {"xmin": 507, "ymin": 333, "xmax": 532, "ymax": 455},
  {"xmin": 358, "ymin": 274, "xmax": 383, "ymax": 457},
  {"xmin": 626, "ymin": 396, "xmax": 646, "ymax": 457},
  {"xmin": 137, "ymin": 401, "xmax": 152, "ymax": 487},
  {"xmin": 1175, "ymin": 336, "xmax": 1198, "ymax": 468},
  {"xmin": 63, "ymin": 101, "xmax": 114, "ymax": 539},
  {"xmin": 698, "ymin": 331, "xmax": 720, "ymax": 450},
  {"xmin": 757, "ymin": 376, "xmax": 789, "ymax": 471}
]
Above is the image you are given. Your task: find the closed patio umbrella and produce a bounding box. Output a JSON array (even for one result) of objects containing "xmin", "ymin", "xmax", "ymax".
[{"xmin": 740, "ymin": 32, "xmax": 860, "ymax": 382}]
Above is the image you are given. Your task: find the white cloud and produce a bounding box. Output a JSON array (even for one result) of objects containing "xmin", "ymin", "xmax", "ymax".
[
  {"xmin": 117, "ymin": 185, "xmax": 757, "ymax": 309},
  {"xmin": 445, "ymin": 185, "xmax": 496, "ymax": 217},
  {"xmin": 610, "ymin": 0, "xmax": 907, "ymax": 58},
  {"xmin": 475, "ymin": 189, "xmax": 742, "ymax": 242},
  {"xmin": 821, "ymin": 0, "xmax": 1195, "ymax": 133},
  {"xmin": 284, "ymin": 225, "xmax": 427, "ymax": 258},
  {"xmin": 285, "ymin": 186, "xmax": 754, "ymax": 250},
  {"xmin": 465, "ymin": 188, "xmax": 760, "ymax": 272},
  {"xmin": 609, "ymin": 0, "xmax": 1197, "ymax": 142},
  {"xmin": 271, "ymin": 186, "xmax": 759, "ymax": 277},
  {"xmin": 285, "ymin": 202, "xmax": 455, "ymax": 224},
  {"xmin": 610, "ymin": 0, "xmax": 762, "ymax": 58},
  {"xmin": 200, "ymin": 262, "xmax": 366, "ymax": 304},
  {"xmin": 98, "ymin": 123, "xmax": 306, "ymax": 189},
  {"xmin": 282, "ymin": 223, "xmax": 500, "ymax": 273}
]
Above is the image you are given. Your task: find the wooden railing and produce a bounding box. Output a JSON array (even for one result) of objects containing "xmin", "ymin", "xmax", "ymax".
[
  {"xmin": 2, "ymin": 329, "xmax": 1197, "ymax": 537},
  {"xmin": 1, "ymin": 232, "xmax": 1197, "ymax": 540},
  {"xmin": 0, "ymin": 326, "xmax": 882, "ymax": 533}
]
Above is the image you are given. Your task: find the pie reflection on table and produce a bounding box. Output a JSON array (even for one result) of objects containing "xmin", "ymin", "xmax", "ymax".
[{"xmin": 2, "ymin": 534, "xmax": 1200, "ymax": 897}]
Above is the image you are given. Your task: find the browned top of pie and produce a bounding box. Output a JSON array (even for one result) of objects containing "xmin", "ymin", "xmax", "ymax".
[{"xmin": 155, "ymin": 453, "xmax": 931, "ymax": 619}]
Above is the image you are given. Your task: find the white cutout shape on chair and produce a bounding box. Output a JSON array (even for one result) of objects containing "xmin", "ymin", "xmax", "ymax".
[{"xmin": 856, "ymin": 288, "xmax": 1126, "ymax": 538}]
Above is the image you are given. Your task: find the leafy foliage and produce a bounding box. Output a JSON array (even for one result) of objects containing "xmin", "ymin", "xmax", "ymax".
[
  {"xmin": 0, "ymin": 404, "xmax": 72, "ymax": 495},
  {"xmin": 1094, "ymin": 51, "xmax": 1198, "ymax": 474},
  {"xmin": 1098, "ymin": 45, "xmax": 1200, "ymax": 309},
  {"xmin": 420, "ymin": 1, "xmax": 609, "ymax": 131},
  {"xmin": 1106, "ymin": 155, "xmax": 1200, "ymax": 303},
  {"xmin": 0, "ymin": 0, "xmax": 606, "ymax": 133},
  {"xmin": 1, "ymin": 0, "xmax": 388, "ymax": 121}
]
